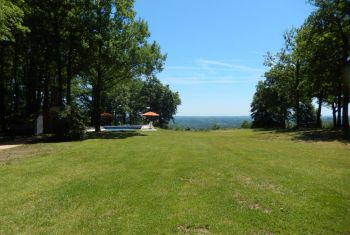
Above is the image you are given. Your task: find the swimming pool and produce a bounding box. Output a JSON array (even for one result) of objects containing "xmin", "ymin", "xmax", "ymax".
[{"xmin": 103, "ymin": 125, "xmax": 142, "ymax": 131}]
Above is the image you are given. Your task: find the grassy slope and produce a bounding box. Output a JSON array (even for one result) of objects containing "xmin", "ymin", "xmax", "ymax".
[{"xmin": 0, "ymin": 130, "xmax": 349, "ymax": 234}]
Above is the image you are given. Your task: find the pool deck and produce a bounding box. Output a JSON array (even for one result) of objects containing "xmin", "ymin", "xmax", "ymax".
[{"xmin": 86, "ymin": 125, "xmax": 156, "ymax": 132}]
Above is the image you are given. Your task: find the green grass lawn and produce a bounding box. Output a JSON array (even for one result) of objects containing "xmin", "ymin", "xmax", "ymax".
[{"xmin": 0, "ymin": 130, "xmax": 349, "ymax": 234}]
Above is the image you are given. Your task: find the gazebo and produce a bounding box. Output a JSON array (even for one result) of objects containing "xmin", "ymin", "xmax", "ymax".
[{"xmin": 142, "ymin": 111, "xmax": 159, "ymax": 129}]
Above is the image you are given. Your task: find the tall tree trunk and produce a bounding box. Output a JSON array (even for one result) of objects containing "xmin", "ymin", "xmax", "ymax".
[
  {"xmin": 337, "ymin": 86, "xmax": 342, "ymax": 128},
  {"xmin": 56, "ymin": 49, "xmax": 63, "ymax": 106},
  {"xmin": 159, "ymin": 117, "xmax": 165, "ymax": 128},
  {"xmin": 54, "ymin": 22, "xmax": 63, "ymax": 106},
  {"xmin": 295, "ymin": 60, "xmax": 301, "ymax": 128},
  {"xmin": 35, "ymin": 71, "xmax": 43, "ymax": 114},
  {"xmin": 93, "ymin": 62, "xmax": 102, "ymax": 132},
  {"xmin": 342, "ymin": 82, "xmax": 349, "ymax": 130},
  {"xmin": 66, "ymin": 51, "xmax": 72, "ymax": 105},
  {"xmin": 43, "ymin": 72, "xmax": 51, "ymax": 133},
  {"xmin": 66, "ymin": 33, "xmax": 73, "ymax": 105},
  {"xmin": 332, "ymin": 103, "xmax": 337, "ymax": 129},
  {"xmin": 316, "ymin": 95, "xmax": 322, "ymax": 128},
  {"xmin": 337, "ymin": 14, "xmax": 349, "ymax": 130},
  {"xmin": 93, "ymin": 82, "xmax": 101, "ymax": 132},
  {"xmin": 0, "ymin": 44, "xmax": 6, "ymax": 132},
  {"xmin": 13, "ymin": 41, "xmax": 19, "ymax": 112},
  {"xmin": 27, "ymin": 47, "xmax": 37, "ymax": 115},
  {"xmin": 341, "ymin": 64, "xmax": 349, "ymax": 130},
  {"xmin": 122, "ymin": 112, "xmax": 126, "ymax": 124},
  {"xmin": 129, "ymin": 114, "xmax": 133, "ymax": 125},
  {"xmin": 280, "ymin": 106, "xmax": 287, "ymax": 129}
]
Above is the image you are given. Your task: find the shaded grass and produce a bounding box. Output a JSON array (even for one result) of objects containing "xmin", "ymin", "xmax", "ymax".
[
  {"xmin": 86, "ymin": 131, "xmax": 146, "ymax": 140},
  {"xmin": 254, "ymin": 128, "xmax": 350, "ymax": 142},
  {"xmin": 0, "ymin": 129, "xmax": 349, "ymax": 234}
]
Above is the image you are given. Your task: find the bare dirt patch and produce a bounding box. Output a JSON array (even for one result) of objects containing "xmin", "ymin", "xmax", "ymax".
[
  {"xmin": 235, "ymin": 194, "xmax": 273, "ymax": 214},
  {"xmin": 0, "ymin": 144, "xmax": 22, "ymax": 150},
  {"xmin": 177, "ymin": 225, "xmax": 210, "ymax": 234},
  {"xmin": 0, "ymin": 143, "xmax": 57, "ymax": 164},
  {"xmin": 238, "ymin": 200, "xmax": 272, "ymax": 214},
  {"xmin": 237, "ymin": 175, "xmax": 285, "ymax": 194}
]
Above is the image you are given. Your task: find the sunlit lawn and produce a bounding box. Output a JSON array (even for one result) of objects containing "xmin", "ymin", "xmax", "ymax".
[{"xmin": 0, "ymin": 130, "xmax": 349, "ymax": 234}]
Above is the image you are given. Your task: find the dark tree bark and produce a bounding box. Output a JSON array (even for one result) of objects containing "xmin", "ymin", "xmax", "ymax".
[
  {"xmin": 279, "ymin": 105, "xmax": 287, "ymax": 129},
  {"xmin": 26, "ymin": 46, "xmax": 38, "ymax": 115},
  {"xmin": 341, "ymin": 50, "xmax": 349, "ymax": 131},
  {"xmin": 66, "ymin": 32, "xmax": 74, "ymax": 105},
  {"xmin": 336, "ymin": 11, "xmax": 349, "ymax": 130},
  {"xmin": 122, "ymin": 112, "xmax": 126, "ymax": 124},
  {"xmin": 294, "ymin": 60, "xmax": 301, "ymax": 128},
  {"xmin": 66, "ymin": 51, "xmax": 72, "ymax": 105},
  {"xmin": 54, "ymin": 21, "xmax": 63, "ymax": 106},
  {"xmin": 341, "ymin": 64, "xmax": 349, "ymax": 131},
  {"xmin": 35, "ymin": 70, "xmax": 44, "ymax": 114},
  {"xmin": 13, "ymin": 40, "xmax": 19, "ymax": 112},
  {"xmin": 93, "ymin": 55, "xmax": 103, "ymax": 132},
  {"xmin": 93, "ymin": 79, "xmax": 102, "ymax": 132},
  {"xmin": 337, "ymin": 86, "xmax": 342, "ymax": 128},
  {"xmin": 342, "ymin": 85, "xmax": 349, "ymax": 130},
  {"xmin": 43, "ymin": 71, "xmax": 51, "ymax": 133},
  {"xmin": 316, "ymin": 94, "xmax": 323, "ymax": 128},
  {"xmin": 331, "ymin": 103, "xmax": 337, "ymax": 128},
  {"xmin": 0, "ymin": 44, "xmax": 6, "ymax": 132}
]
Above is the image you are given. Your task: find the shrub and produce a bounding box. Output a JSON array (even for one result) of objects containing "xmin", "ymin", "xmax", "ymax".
[
  {"xmin": 211, "ymin": 123, "xmax": 221, "ymax": 130},
  {"xmin": 172, "ymin": 124, "xmax": 184, "ymax": 131},
  {"xmin": 52, "ymin": 105, "xmax": 86, "ymax": 141},
  {"xmin": 241, "ymin": 120, "xmax": 251, "ymax": 129}
]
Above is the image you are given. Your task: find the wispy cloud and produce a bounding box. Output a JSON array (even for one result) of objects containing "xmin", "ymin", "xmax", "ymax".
[
  {"xmin": 166, "ymin": 59, "xmax": 263, "ymax": 73},
  {"xmin": 166, "ymin": 66, "xmax": 205, "ymax": 71},
  {"xmin": 196, "ymin": 59, "xmax": 263, "ymax": 73},
  {"xmin": 162, "ymin": 59, "xmax": 264, "ymax": 85},
  {"xmin": 161, "ymin": 75, "xmax": 261, "ymax": 85}
]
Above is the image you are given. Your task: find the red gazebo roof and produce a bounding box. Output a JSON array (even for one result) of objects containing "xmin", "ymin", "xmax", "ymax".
[{"xmin": 143, "ymin": 111, "xmax": 159, "ymax": 117}]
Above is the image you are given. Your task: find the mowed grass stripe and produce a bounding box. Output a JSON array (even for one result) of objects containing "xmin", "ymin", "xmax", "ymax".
[{"xmin": 0, "ymin": 130, "xmax": 349, "ymax": 234}]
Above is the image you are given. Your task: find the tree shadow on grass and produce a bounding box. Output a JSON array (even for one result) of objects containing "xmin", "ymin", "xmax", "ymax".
[
  {"xmin": 291, "ymin": 129, "xmax": 350, "ymax": 143},
  {"xmin": 86, "ymin": 131, "xmax": 146, "ymax": 140},
  {"xmin": 0, "ymin": 131, "xmax": 147, "ymax": 145},
  {"xmin": 0, "ymin": 137, "xmax": 32, "ymax": 145},
  {"xmin": 253, "ymin": 128, "xmax": 350, "ymax": 143}
]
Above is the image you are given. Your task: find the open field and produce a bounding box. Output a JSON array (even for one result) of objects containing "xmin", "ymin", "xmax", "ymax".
[{"xmin": 0, "ymin": 130, "xmax": 349, "ymax": 234}]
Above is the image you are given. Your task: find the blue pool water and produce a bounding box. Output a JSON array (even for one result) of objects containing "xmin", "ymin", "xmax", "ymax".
[{"xmin": 103, "ymin": 125, "xmax": 142, "ymax": 131}]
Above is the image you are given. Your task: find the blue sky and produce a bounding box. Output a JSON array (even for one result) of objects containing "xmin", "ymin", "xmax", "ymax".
[{"xmin": 135, "ymin": 0, "xmax": 315, "ymax": 116}]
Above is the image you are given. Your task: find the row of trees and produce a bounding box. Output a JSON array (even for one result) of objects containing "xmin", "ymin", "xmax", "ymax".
[
  {"xmin": 98, "ymin": 76, "xmax": 180, "ymax": 127},
  {"xmin": 0, "ymin": 0, "xmax": 180, "ymax": 134},
  {"xmin": 251, "ymin": 0, "xmax": 350, "ymax": 130}
]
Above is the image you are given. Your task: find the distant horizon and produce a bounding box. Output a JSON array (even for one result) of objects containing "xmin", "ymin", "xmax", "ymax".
[
  {"xmin": 174, "ymin": 115, "xmax": 250, "ymax": 117},
  {"xmin": 173, "ymin": 115, "xmax": 334, "ymax": 117}
]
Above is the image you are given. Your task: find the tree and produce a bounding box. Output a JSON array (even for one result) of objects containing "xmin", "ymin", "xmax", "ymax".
[
  {"xmin": 251, "ymin": 81, "xmax": 281, "ymax": 128},
  {"xmin": 0, "ymin": 0, "xmax": 170, "ymax": 136},
  {"xmin": 0, "ymin": 0, "xmax": 28, "ymax": 132},
  {"xmin": 251, "ymin": 0, "xmax": 349, "ymax": 131},
  {"xmin": 304, "ymin": 0, "xmax": 350, "ymax": 130},
  {"xmin": 141, "ymin": 77, "xmax": 181, "ymax": 127},
  {"xmin": 252, "ymin": 44, "xmax": 317, "ymax": 129},
  {"xmin": 0, "ymin": 0, "xmax": 27, "ymax": 42},
  {"xmin": 82, "ymin": 0, "xmax": 167, "ymax": 132}
]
